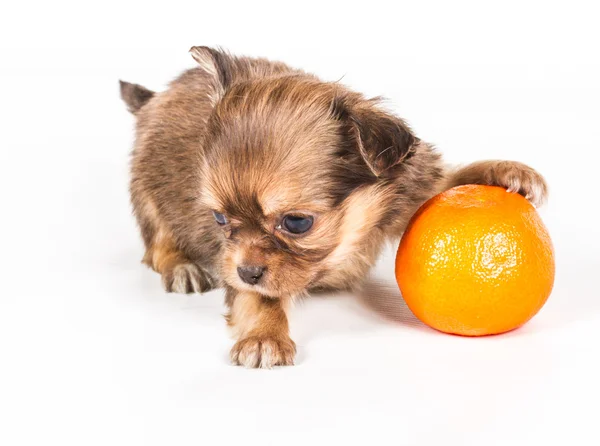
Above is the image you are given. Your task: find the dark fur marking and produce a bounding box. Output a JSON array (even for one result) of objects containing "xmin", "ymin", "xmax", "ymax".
[{"xmin": 119, "ymin": 80, "xmax": 155, "ymax": 113}]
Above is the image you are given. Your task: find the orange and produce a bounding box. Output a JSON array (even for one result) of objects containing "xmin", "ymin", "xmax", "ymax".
[{"xmin": 395, "ymin": 185, "xmax": 555, "ymax": 336}]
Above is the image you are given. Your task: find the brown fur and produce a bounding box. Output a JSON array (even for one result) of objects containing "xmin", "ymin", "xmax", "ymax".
[
  {"xmin": 226, "ymin": 288, "xmax": 295, "ymax": 368},
  {"xmin": 121, "ymin": 47, "xmax": 548, "ymax": 368}
]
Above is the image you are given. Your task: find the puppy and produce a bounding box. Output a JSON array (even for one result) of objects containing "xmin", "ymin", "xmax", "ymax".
[{"xmin": 120, "ymin": 47, "xmax": 547, "ymax": 368}]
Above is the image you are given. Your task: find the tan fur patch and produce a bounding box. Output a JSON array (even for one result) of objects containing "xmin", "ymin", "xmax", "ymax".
[
  {"xmin": 324, "ymin": 185, "xmax": 388, "ymax": 269},
  {"xmin": 150, "ymin": 228, "xmax": 185, "ymax": 274},
  {"xmin": 227, "ymin": 290, "xmax": 262, "ymax": 339}
]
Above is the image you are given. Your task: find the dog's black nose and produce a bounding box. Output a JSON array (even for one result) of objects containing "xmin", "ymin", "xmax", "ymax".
[{"xmin": 237, "ymin": 265, "xmax": 266, "ymax": 285}]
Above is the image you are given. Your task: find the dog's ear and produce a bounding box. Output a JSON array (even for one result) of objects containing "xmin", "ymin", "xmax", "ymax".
[
  {"xmin": 332, "ymin": 97, "xmax": 418, "ymax": 177},
  {"xmin": 119, "ymin": 80, "xmax": 155, "ymax": 114},
  {"xmin": 189, "ymin": 46, "xmax": 234, "ymax": 98}
]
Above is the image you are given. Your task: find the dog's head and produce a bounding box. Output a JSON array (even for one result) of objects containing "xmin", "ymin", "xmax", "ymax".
[{"xmin": 194, "ymin": 47, "xmax": 419, "ymax": 297}]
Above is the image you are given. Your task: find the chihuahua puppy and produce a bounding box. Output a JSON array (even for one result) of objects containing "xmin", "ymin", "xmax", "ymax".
[{"xmin": 120, "ymin": 47, "xmax": 547, "ymax": 368}]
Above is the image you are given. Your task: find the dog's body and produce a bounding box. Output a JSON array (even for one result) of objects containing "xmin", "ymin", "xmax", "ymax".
[{"xmin": 121, "ymin": 47, "xmax": 547, "ymax": 368}]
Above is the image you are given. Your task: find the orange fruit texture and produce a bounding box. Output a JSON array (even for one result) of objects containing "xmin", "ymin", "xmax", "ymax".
[{"xmin": 395, "ymin": 185, "xmax": 555, "ymax": 336}]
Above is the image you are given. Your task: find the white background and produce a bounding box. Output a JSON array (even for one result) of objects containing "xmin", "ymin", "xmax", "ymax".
[{"xmin": 1, "ymin": 1, "xmax": 599, "ymax": 445}]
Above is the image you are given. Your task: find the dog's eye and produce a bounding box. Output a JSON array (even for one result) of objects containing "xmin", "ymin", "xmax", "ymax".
[
  {"xmin": 212, "ymin": 211, "xmax": 228, "ymax": 225},
  {"xmin": 281, "ymin": 215, "xmax": 313, "ymax": 234}
]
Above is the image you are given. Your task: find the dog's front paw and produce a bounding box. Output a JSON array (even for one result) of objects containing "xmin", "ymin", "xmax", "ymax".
[
  {"xmin": 230, "ymin": 335, "xmax": 296, "ymax": 369},
  {"xmin": 161, "ymin": 263, "xmax": 215, "ymax": 294},
  {"xmin": 451, "ymin": 160, "xmax": 548, "ymax": 206},
  {"xmin": 487, "ymin": 161, "xmax": 548, "ymax": 206}
]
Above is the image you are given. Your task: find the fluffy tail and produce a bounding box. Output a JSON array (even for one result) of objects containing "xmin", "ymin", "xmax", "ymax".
[{"xmin": 119, "ymin": 80, "xmax": 155, "ymax": 114}]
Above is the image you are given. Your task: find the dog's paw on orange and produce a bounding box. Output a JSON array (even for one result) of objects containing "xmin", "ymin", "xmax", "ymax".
[{"xmin": 395, "ymin": 185, "xmax": 555, "ymax": 336}]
